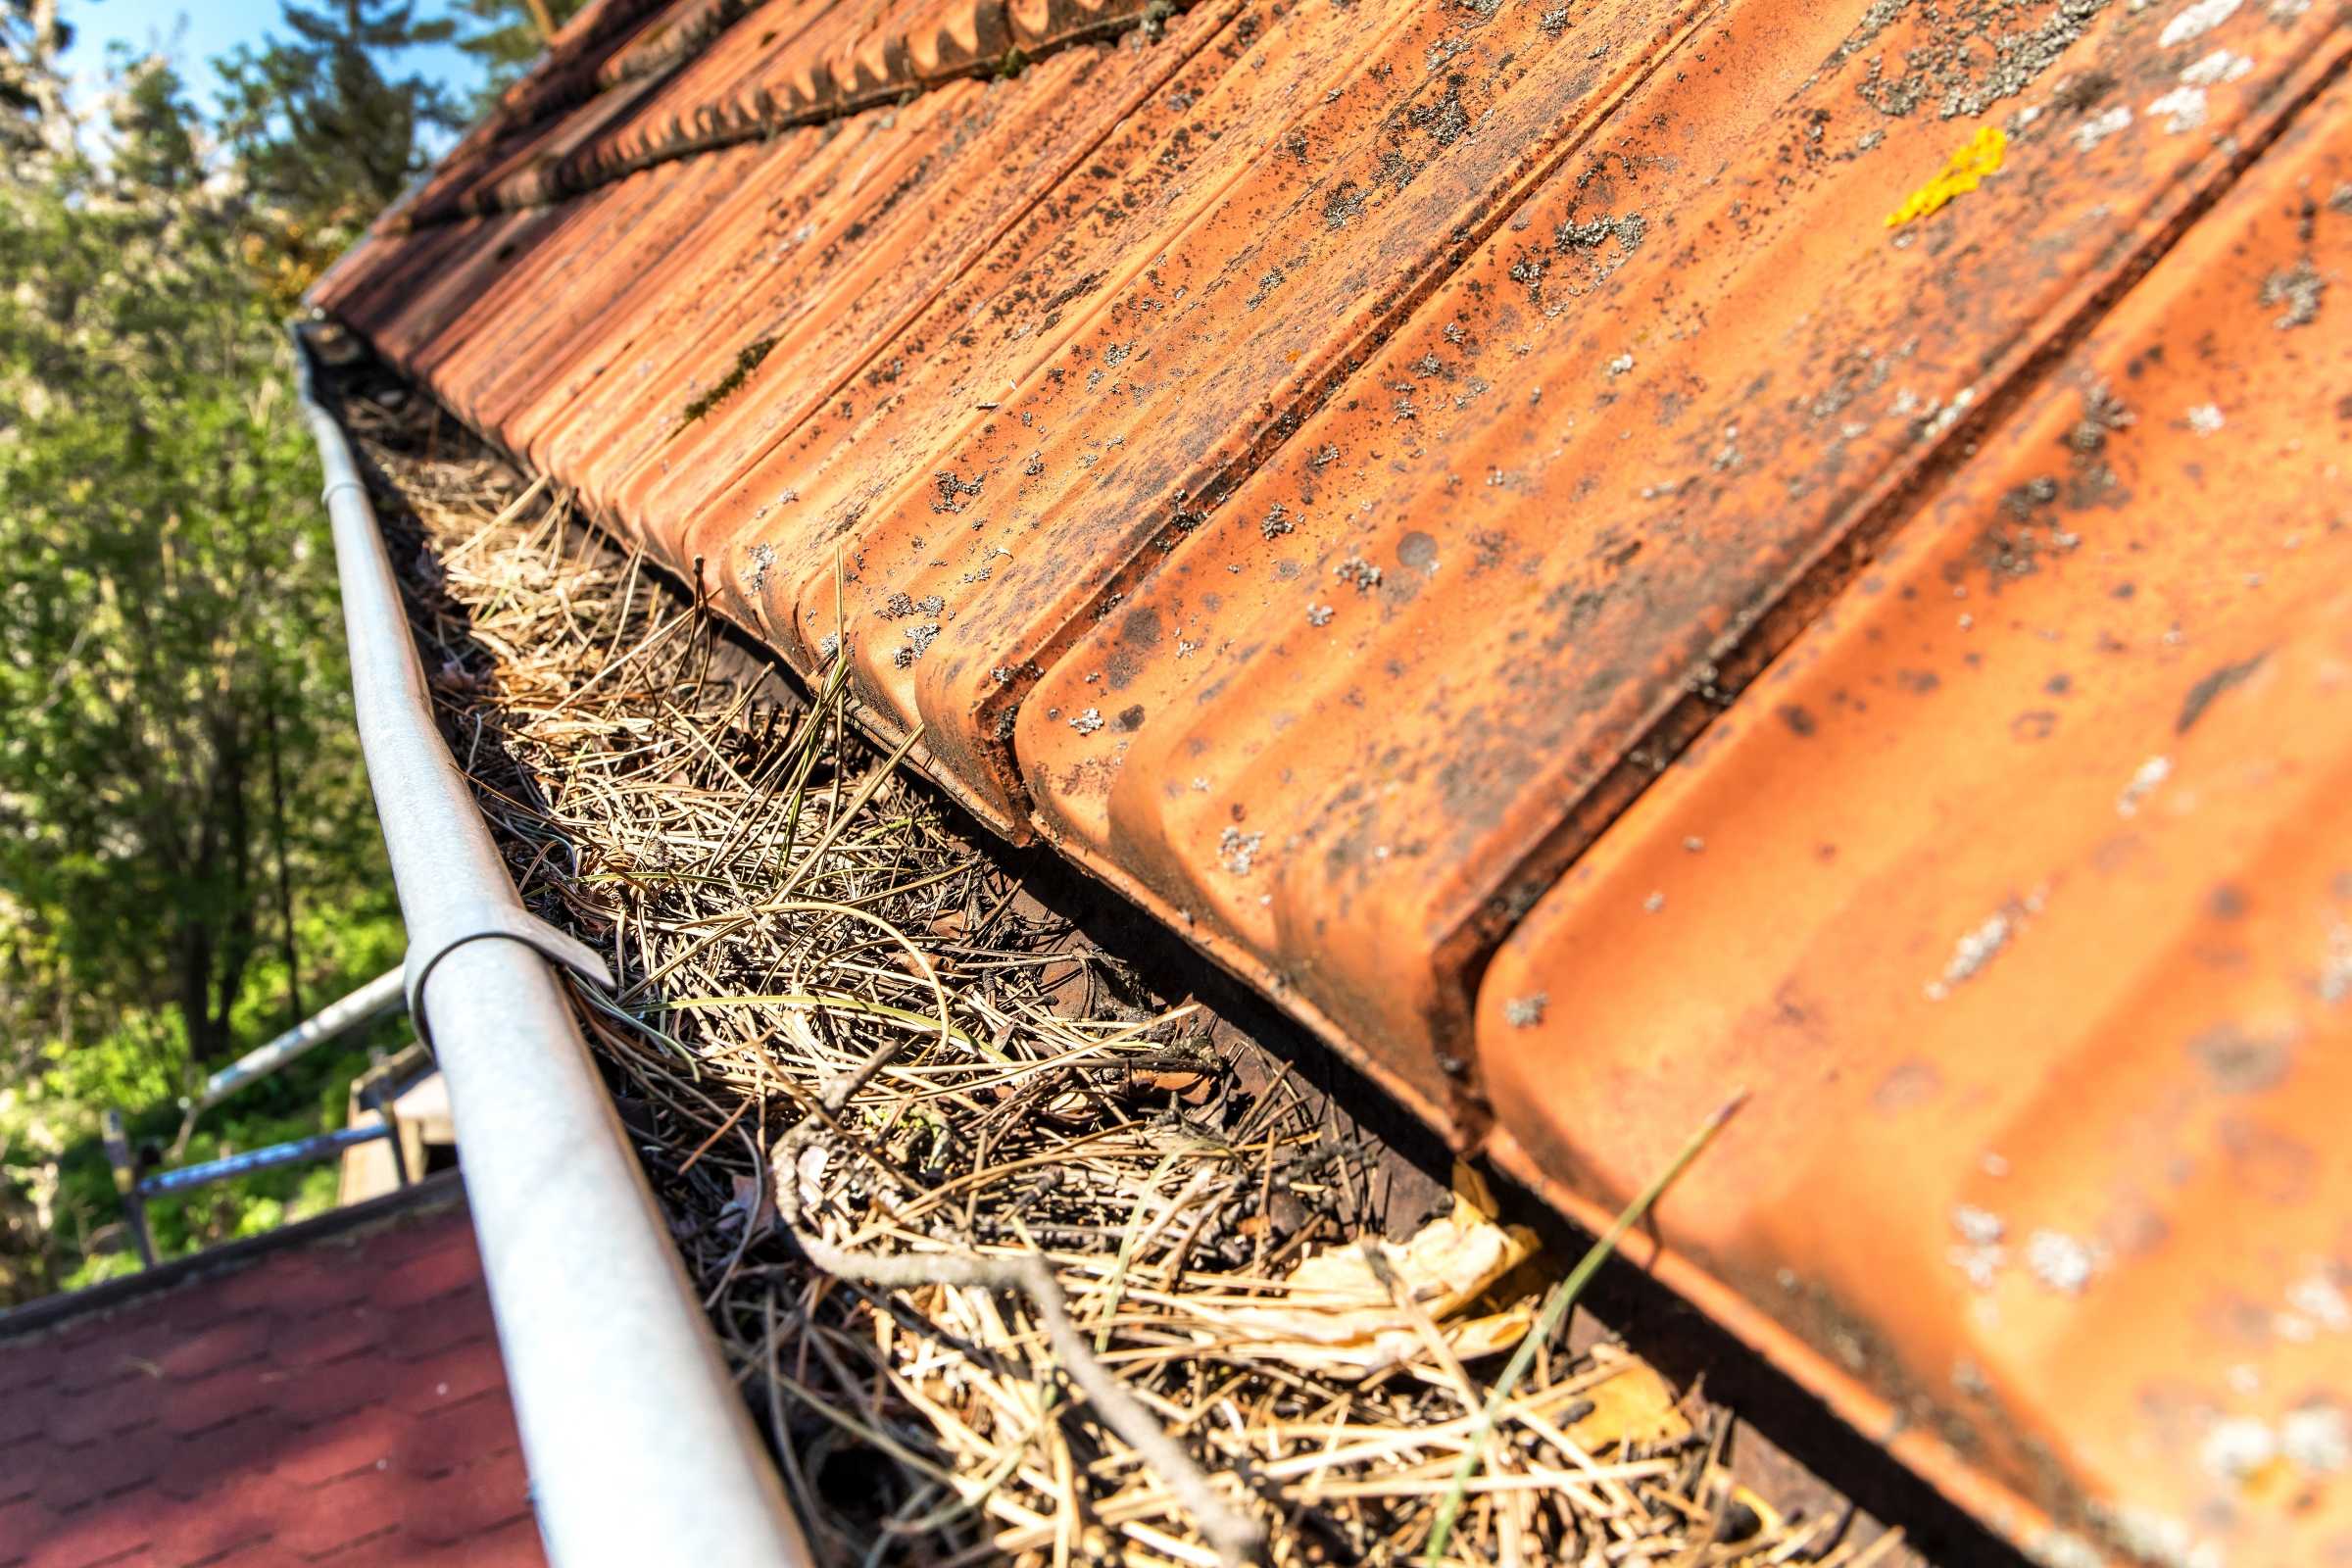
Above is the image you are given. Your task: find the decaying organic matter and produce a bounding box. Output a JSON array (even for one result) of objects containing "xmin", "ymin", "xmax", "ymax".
[{"xmin": 332, "ymin": 358, "xmax": 1893, "ymax": 1567}]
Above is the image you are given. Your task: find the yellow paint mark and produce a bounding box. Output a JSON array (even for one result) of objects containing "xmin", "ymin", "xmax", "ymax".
[{"xmin": 1886, "ymin": 125, "xmax": 2007, "ymax": 227}]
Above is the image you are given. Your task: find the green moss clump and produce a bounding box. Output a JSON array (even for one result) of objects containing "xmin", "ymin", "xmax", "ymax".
[{"xmin": 677, "ymin": 336, "xmax": 777, "ymax": 429}]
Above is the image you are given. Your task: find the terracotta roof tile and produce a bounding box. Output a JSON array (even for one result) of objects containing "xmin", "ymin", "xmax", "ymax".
[
  {"xmin": 428, "ymin": 151, "xmax": 760, "ymax": 434},
  {"xmin": 1019, "ymin": 0, "xmax": 2349, "ymax": 1134},
  {"xmin": 827, "ymin": 0, "xmax": 1661, "ymax": 851},
  {"xmin": 311, "ymin": 0, "xmax": 2352, "ymax": 1558},
  {"xmin": 542, "ymin": 69, "xmax": 1071, "ymax": 506},
  {"xmin": 360, "ymin": 1, "xmax": 689, "ymax": 233},
  {"xmin": 673, "ymin": 1, "xmax": 1366, "ymax": 651},
  {"xmin": 1477, "ymin": 82, "xmax": 2352, "ymax": 1564},
  {"xmin": 616, "ymin": 11, "xmax": 1233, "ymax": 542}
]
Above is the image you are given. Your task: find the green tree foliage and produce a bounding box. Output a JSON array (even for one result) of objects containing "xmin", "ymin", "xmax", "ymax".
[
  {"xmin": 0, "ymin": 1, "xmax": 70, "ymax": 161},
  {"xmin": 0, "ymin": 13, "xmax": 402, "ymax": 1298},
  {"xmin": 216, "ymin": 1, "xmax": 464, "ymax": 296},
  {"xmin": 454, "ymin": 0, "xmax": 585, "ymax": 107}
]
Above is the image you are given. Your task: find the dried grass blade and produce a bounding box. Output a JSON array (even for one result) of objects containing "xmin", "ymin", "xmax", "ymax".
[{"xmin": 1423, "ymin": 1093, "xmax": 1746, "ymax": 1564}]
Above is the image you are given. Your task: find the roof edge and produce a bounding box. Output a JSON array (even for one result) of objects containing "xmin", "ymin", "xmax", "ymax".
[{"xmin": 0, "ymin": 1168, "xmax": 467, "ymax": 1343}]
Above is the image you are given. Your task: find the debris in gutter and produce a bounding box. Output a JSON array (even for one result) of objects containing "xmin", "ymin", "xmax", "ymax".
[{"xmin": 339, "ymin": 368, "xmax": 1874, "ymax": 1568}]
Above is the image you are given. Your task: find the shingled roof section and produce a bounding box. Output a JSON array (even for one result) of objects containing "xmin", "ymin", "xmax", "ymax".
[
  {"xmin": 0, "ymin": 1178, "xmax": 545, "ymax": 1568},
  {"xmin": 309, "ymin": 1, "xmax": 2352, "ymax": 1563}
]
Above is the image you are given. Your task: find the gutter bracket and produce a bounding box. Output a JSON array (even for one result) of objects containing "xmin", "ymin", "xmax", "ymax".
[{"xmin": 405, "ymin": 909, "xmax": 616, "ymax": 1048}]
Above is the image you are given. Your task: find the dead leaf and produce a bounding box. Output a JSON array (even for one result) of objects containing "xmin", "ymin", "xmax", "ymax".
[
  {"xmin": 1565, "ymin": 1358, "xmax": 1690, "ymax": 1450},
  {"xmin": 1200, "ymin": 1205, "xmax": 1542, "ymax": 1378},
  {"xmin": 1450, "ymin": 1158, "xmax": 1503, "ymax": 1223},
  {"xmin": 1134, "ymin": 1068, "xmax": 1215, "ymax": 1102}
]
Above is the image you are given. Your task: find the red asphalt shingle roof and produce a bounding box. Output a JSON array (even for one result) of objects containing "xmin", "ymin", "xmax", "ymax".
[{"xmin": 0, "ymin": 1189, "xmax": 544, "ymax": 1568}]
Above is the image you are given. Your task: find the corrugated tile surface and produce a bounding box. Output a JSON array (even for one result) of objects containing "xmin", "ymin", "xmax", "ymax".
[
  {"xmin": 1475, "ymin": 79, "xmax": 2352, "ymax": 1567},
  {"xmin": 0, "ymin": 1195, "xmax": 541, "ymax": 1568},
  {"xmin": 314, "ymin": 0, "xmax": 2352, "ymax": 1558}
]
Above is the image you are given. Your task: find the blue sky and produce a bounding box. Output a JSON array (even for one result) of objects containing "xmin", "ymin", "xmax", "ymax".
[{"xmin": 61, "ymin": 0, "xmax": 489, "ymax": 111}]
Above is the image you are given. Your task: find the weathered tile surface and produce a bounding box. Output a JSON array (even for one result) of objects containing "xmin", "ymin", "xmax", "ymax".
[{"xmin": 313, "ymin": 2, "xmax": 2352, "ymax": 1559}]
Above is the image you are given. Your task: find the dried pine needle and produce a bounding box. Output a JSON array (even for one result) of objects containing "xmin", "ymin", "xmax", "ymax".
[{"xmin": 335, "ymin": 367, "xmax": 1831, "ymax": 1568}]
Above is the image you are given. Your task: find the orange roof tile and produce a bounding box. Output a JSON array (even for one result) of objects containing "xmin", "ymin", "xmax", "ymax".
[
  {"xmin": 1476, "ymin": 82, "xmax": 2352, "ymax": 1565},
  {"xmin": 315, "ymin": 0, "xmax": 2352, "ymax": 1558}
]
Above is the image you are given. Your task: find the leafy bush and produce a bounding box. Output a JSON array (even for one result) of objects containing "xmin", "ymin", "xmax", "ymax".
[{"xmin": 0, "ymin": 6, "xmax": 470, "ymax": 1302}]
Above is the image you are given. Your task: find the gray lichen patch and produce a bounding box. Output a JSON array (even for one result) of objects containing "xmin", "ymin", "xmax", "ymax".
[
  {"xmin": 891, "ymin": 622, "xmax": 940, "ymax": 667},
  {"xmin": 2116, "ymin": 754, "xmax": 2173, "ymax": 816},
  {"xmin": 930, "ymin": 469, "xmax": 984, "ymax": 513},
  {"xmin": 1554, "ymin": 212, "xmax": 1647, "ymax": 254},
  {"xmin": 2199, "ymin": 1415, "xmax": 2278, "ymax": 1482},
  {"xmin": 1924, "ymin": 905, "xmax": 2019, "ymax": 999},
  {"xmin": 2321, "ymin": 922, "xmax": 2352, "ymax": 1005},
  {"xmin": 2026, "ymin": 1528, "xmax": 2107, "ymax": 1568},
  {"xmin": 2071, "ymin": 102, "xmax": 2132, "ymax": 150},
  {"xmin": 2286, "ymin": 1268, "xmax": 2352, "ymax": 1333},
  {"xmin": 1217, "ymin": 825, "xmax": 1263, "ymax": 876},
  {"xmin": 2260, "ymin": 258, "xmax": 2326, "ymax": 329},
  {"xmin": 2025, "ymin": 1227, "xmax": 2097, "ymax": 1294},
  {"xmin": 1947, "ymin": 1204, "xmax": 2008, "ymax": 1290},
  {"xmin": 1322, "ymin": 180, "xmax": 1368, "ymax": 231},
  {"xmin": 2096, "ymin": 1503, "xmax": 2221, "ymax": 1568},
  {"xmin": 1408, "ymin": 85, "xmax": 1471, "ymax": 148},
  {"xmin": 1827, "ymin": 0, "xmax": 2118, "ymax": 121},
  {"xmin": 2284, "ymin": 1402, "xmax": 2352, "ymax": 1474}
]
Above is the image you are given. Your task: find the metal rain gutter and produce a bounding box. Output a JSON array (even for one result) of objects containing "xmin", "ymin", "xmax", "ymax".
[
  {"xmin": 287, "ymin": 322, "xmax": 813, "ymax": 1568},
  {"xmin": 190, "ymin": 964, "xmax": 405, "ymax": 1113}
]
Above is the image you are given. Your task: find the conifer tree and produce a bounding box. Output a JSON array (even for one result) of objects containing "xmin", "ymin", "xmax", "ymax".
[
  {"xmin": 453, "ymin": 0, "xmax": 587, "ymax": 105},
  {"xmin": 215, "ymin": 0, "xmax": 462, "ymax": 278},
  {"xmin": 0, "ymin": 0, "xmax": 70, "ymax": 164},
  {"xmin": 1, "ymin": 24, "xmax": 394, "ymax": 1294}
]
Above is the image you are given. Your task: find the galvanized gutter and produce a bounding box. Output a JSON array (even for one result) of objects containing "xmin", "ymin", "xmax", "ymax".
[
  {"xmin": 187, "ymin": 964, "xmax": 405, "ymax": 1114},
  {"xmin": 287, "ymin": 322, "xmax": 812, "ymax": 1568}
]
